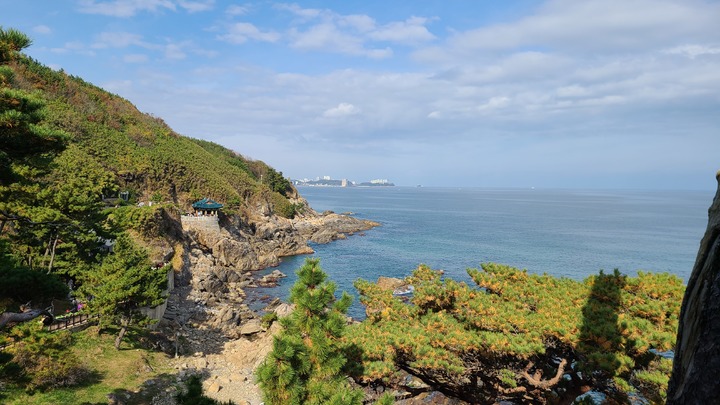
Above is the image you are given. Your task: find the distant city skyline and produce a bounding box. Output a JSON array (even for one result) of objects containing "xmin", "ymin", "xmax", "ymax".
[
  {"xmin": 293, "ymin": 176, "xmax": 393, "ymax": 187},
  {"xmin": 2, "ymin": 1, "xmax": 719, "ymax": 189}
]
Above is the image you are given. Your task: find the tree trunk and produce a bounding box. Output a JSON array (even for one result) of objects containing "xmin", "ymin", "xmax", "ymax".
[
  {"xmin": 114, "ymin": 315, "xmax": 131, "ymax": 349},
  {"xmin": 667, "ymin": 174, "xmax": 720, "ymax": 404},
  {"xmin": 41, "ymin": 232, "xmax": 53, "ymax": 268},
  {"xmin": 0, "ymin": 308, "xmax": 53, "ymax": 329},
  {"xmin": 47, "ymin": 233, "xmax": 59, "ymax": 274}
]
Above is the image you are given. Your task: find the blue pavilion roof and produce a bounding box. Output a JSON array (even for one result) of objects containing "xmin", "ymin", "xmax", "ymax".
[{"xmin": 192, "ymin": 198, "xmax": 223, "ymax": 210}]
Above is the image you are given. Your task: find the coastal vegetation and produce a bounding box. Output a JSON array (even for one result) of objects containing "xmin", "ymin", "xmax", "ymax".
[
  {"xmin": 347, "ymin": 264, "xmax": 683, "ymax": 403},
  {"xmin": 257, "ymin": 260, "xmax": 684, "ymax": 403}
]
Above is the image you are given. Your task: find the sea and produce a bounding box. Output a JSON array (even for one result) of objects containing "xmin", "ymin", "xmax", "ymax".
[{"xmin": 252, "ymin": 186, "xmax": 714, "ymax": 319}]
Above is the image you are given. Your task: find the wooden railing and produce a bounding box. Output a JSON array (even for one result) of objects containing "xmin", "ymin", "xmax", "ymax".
[
  {"xmin": 0, "ymin": 313, "xmax": 95, "ymax": 351},
  {"xmin": 45, "ymin": 313, "xmax": 96, "ymax": 332}
]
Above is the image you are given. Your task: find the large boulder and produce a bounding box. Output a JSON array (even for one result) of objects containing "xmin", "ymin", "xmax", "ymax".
[
  {"xmin": 239, "ymin": 319, "xmax": 263, "ymax": 336},
  {"xmin": 377, "ymin": 276, "xmax": 407, "ymax": 291},
  {"xmin": 667, "ymin": 173, "xmax": 720, "ymax": 404}
]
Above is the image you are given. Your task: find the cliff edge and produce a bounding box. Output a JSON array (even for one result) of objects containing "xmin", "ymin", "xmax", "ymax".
[{"xmin": 667, "ymin": 173, "xmax": 720, "ymax": 404}]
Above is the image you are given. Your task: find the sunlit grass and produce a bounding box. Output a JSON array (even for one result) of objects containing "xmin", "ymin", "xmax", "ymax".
[{"xmin": 2, "ymin": 325, "xmax": 175, "ymax": 405}]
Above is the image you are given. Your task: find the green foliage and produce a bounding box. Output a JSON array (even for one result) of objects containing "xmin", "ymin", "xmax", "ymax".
[
  {"xmin": 347, "ymin": 264, "xmax": 684, "ymax": 403},
  {"xmin": 1, "ymin": 322, "xmax": 93, "ymax": 392},
  {"xmin": 0, "ymin": 240, "xmax": 68, "ymax": 305},
  {"xmin": 632, "ymin": 358, "xmax": 672, "ymax": 404},
  {"xmin": 0, "ymin": 88, "xmax": 67, "ymax": 163},
  {"xmin": 106, "ymin": 205, "xmax": 167, "ymax": 237},
  {"xmin": 78, "ymin": 233, "xmax": 167, "ymax": 349},
  {"xmin": 269, "ymin": 190, "xmax": 300, "ymax": 219},
  {"xmin": 263, "ymin": 167, "xmax": 292, "ymax": 196},
  {"xmin": 257, "ymin": 258, "xmax": 363, "ymax": 405},
  {"xmin": 0, "ymin": 26, "xmax": 32, "ymax": 62},
  {"xmin": 261, "ymin": 312, "xmax": 278, "ymax": 329}
]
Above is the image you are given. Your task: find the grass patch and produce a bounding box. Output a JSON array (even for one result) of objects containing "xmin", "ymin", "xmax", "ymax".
[{"xmin": 2, "ymin": 326, "xmax": 175, "ymax": 405}]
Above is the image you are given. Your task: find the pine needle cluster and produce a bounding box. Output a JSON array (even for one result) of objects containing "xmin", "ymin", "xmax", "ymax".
[{"xmin": 257, "ymin": 258, "xmax": 364, "ymax": 405}]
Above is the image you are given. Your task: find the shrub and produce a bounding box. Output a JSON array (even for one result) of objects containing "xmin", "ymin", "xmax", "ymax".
[
  {"xmin": 4, "ymin": 322, "xmax": 93, "ymax": 391},
  {"xmin": 261, "ymin": 312, "xmax": 278, "ymax": 329}
]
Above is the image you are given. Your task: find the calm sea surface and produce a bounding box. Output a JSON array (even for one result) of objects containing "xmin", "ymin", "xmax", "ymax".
[{"xmin": 253, "ymin": 187, "xmax": 714, "ymax": 319}]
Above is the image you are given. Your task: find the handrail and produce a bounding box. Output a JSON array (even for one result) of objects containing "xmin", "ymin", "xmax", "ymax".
[
  {"xmin": 0, "ymin": 313, "xmax": 98, "ymax": 351},
  {"xmin": 45, "ymin": 313, "xmax": 97, "ymax": 332}
]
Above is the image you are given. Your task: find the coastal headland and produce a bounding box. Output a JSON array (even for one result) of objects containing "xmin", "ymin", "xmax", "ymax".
[{"xmin": 152, "ymin": 201, "xmax": 380, "ymax": 403}]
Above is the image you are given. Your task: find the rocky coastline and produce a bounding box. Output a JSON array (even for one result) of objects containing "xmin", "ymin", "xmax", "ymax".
[
  {"xmin": 134, "ymin": 199, "xmax": 462, "ymax": 404},
  {"xmin": 143, "ymin": 206, "xmax": 380, "ymax": 404}
]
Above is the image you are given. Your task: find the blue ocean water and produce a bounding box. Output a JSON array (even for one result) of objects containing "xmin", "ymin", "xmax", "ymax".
[{"xmin": 254, "ymin": 187, "xmax": 713, "ymax": 319}]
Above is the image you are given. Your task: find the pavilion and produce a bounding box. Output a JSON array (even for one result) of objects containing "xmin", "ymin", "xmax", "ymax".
[{"xmin": 191, "ymin": 198, "xmax": 223, "ymax": 216}]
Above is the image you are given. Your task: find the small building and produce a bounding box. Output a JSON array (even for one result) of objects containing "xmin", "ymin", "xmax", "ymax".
[{"xmin": 192, "ymin": 198, "xmax": 223, "ymax": 216}]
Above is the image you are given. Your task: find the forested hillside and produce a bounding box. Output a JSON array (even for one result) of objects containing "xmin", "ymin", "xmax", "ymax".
[
  {"xmin": 1, "ymin": 26, "xmax": 302, "ymax": 276},
  {"xmin": 0, "ymin": 27, "xmax": 309, "ymax": 397},
  {"xmin": 3, "ymin": 31, "xmax": 298, "ymax": 217}
]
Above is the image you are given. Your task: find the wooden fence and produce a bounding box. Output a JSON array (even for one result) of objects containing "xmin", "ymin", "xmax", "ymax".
[
  {"xmin": 0, "ymin": 313, "xmax": 98, "ymax": 351},
  {"xmin": 45, "ymin": 313, "xmax": 96, "ymax": 332}
]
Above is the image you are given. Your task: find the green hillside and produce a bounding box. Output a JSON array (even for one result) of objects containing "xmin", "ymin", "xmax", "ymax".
[
  {"xmin": 6, "ymin": 45, "xmax": 296, "ymax": 217},
  {"xmin": 0, "ymin": 27, "xmax": 308, "ymax": 399}
]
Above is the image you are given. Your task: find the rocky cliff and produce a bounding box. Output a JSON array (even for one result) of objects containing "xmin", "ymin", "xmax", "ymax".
[
  {"xmin": 141, "ymin": 201, "xmax": 379, "ymax": 403},
  {"xmin": 154, "ymin": 201, "xmax": 379, "ymax": 341},
  {"xmin": 667, "ymin": 173, "xmax": 720, "ymax": 404}
]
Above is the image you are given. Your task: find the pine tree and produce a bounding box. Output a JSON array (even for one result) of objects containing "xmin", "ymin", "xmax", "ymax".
[
  {"xmin": 348, "ymin": 264, "xmax": 684, "ymax": 404},
  {"xmin": 78, "ymin": 233, "xmax": 167, "ymax": 349},
  {"xmin": 257, "ymin": 258, "xmax": 364, "ymax": 405},
  {"xmin": 0, "ymin": 26, "xmax": 32, "ymax": 63}
]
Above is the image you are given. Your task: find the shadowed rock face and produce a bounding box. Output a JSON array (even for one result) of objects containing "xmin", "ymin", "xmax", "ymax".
[{"xmin": 667, "ymin": 174, "xmax": 720, "ymax": 404}]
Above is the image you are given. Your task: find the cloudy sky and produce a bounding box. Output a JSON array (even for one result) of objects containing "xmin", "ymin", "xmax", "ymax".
[{"xmin": 2, "ymin": 0, "xmax": 719, "ymax": 189}]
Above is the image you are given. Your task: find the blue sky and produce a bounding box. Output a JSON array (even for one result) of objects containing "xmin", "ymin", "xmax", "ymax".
[{"xmin": 2, "ymin": 0, "xmax": 719, "ymax": 189}]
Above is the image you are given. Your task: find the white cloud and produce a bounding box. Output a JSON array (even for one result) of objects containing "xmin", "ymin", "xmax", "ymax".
[
  {"xmin": 274, "ymin": 4, "xmax": 433, "ymax": 57},
  {"xmin": 164, "ymin": 43, "xmax": 186, "ymax": 60},
  {"xmin": 219, "ymin": 23, "xmax": 280, "ymax": 44},
  {"xmin": 555, "ymin": 85, "xmax": 590, "ymax": 98},
  {"xmin": 77, "ymin": 0, "xmax": 176, "ymax": 17},
  {"xmin": 275, "ymin": 3, "xmax": 322, "ymax": 19},
  {"xmin": 178, "ymin": 0, "xmax": 214, "ymax": 13},
  {"xmin": 92, "ymin": 32, "xmax": 145, "ymax": 49},
  {"xmin": 225, "ymin": 4, "xmax": 248, "ymax": 16},
  {"xmin": 368, "ymin": 16, "xmax": 436, "ymax": 44},
  {"xmin": 478, "ymin": 96, "xmax": 510, "ymax": 111},
  {"xmin": 50, "ymin": 41, "xmax": 95, "ymax": 56},
  {"xmin": 323, "ymin": 102, "xmax": 361, "ymax": 118},
  {"xmin": 123, "ymin": 53, "xmax": 148, "ymax": 63},
  {"xmin": 338, "ymin": 14, "xmax": 375, "ymax": 32},
  {"xmin": 421, "ymin": 0, "xmax": 720, "ymax": 60},
  {"xmin": 33, "ymin": 25, "xmax": 52, "ymax": 34},
  {"xmin": 665, "ymin": 44, "xmax": 720, "ymax": 59},
  {"xmin": 288, "ymin": 23, "xmax": 392, "ymax": 58}
]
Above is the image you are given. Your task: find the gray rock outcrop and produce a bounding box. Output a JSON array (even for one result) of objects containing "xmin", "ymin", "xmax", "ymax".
[{"xmin": 667, "ymin": 173, "xmax": 720, "ymax": 404}]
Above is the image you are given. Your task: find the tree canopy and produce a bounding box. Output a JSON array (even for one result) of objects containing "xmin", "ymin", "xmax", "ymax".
[
  {"xmin": 347, "ymin": 264, "xmax": 683, "ymax": 404},
  {"xmin": 78, "ymin": 233, "xmax": 167, "ymax": 349},
  {"xmin": 257, "ymin": 258, "xmax": 364, "ymax": 405}
]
